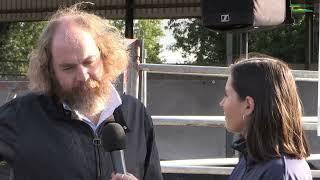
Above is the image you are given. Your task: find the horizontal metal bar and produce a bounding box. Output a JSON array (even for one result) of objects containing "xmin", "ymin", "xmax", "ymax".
[
  {"xmin": 135, "ymin": 3, "xmax": 200, "ymax": 9},
  {"xmin": 152, "ymin": 116, "xmax": 318, "ymax": 130},
  {"xmin": 161, "ymin": 164, "xmax": 320, "ymax": 177},
  {"xmin": 295, "ymin": 78, "xmax": 318, "ymax": 82},
  {"xmin": 0, "ymin": 3, "xmax": 200, "ymax": 14},
  {"xmin": 161, "ymin": 154, "xmax": 320, "ymax": 167},
  {"xmin": 0, "ymin": 81, "xmax": 28, "ymax": 90},
  {"xmin": 291, "ymin": 69, "xmax": 318, "ymax": 79},
  {"xmin": 0, "ymin": 60, "xmax": 28, "ymax": 63},
  {"xmin": 161, "ymin": 165, "xmax": 234, "ymax": 175},
  {"xmin": 0, "ymin": 74, "xmax": 26, "ymax": 77},
  {"xmin": 309, "ymin": 154, "xmax": 320, "ymax": 161},
  {"xmin": 313, "ymin": 171, "xmax": 320, "ymax": 178},
  {"xmin": 152, "ymin": 116, "xmax": 225, "ymax": 127},
  {"xmin": 139, "ymin": 63, "xmax": 318, "ymax": 81},
  {"xmin": 161, "ymin": 155, "xmax": 320, "ymax": 176},
  {"xmin": 139, "ymin": 64, "xmax": 229, "ymax": 77},
  {"xmin": 161, "ymin": 158, "xmax": 239, "ymax": 167}
]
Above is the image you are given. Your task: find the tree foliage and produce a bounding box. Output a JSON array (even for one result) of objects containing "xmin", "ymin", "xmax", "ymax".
[
  {"xmin": 167, "ymin": 16, "xmax": 306, "ymax": 65},
  {"xmin": 111, "ymin": 19, "xmax": 164, "ymax": 64},
  {"xmin": 167, "ymin": 18, "xmax": 225, "ymax": 65},
  {"xmin": 0, "ymin": 19, "xmax": 164, "ymax": 79},
  {"xmin": 0, "ymin": 22, "xmax": 46, "ymax": 78},
  {"xmin": 249, "ymin": 16, "xmax": 305, "ymax": 63}
]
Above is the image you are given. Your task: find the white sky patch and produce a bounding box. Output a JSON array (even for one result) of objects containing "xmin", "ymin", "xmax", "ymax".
[{"xmin": 159, "ymin": 19, "xmax": 195, "ymax": 64}]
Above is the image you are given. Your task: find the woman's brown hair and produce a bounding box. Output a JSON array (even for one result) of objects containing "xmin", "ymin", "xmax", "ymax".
[{"xmin": 231, "ymin": 58, "xmax": 310, "ymax": 161}]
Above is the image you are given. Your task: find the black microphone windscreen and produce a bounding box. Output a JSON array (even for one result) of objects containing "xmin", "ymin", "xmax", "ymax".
[{"xmin": 101, "ymin": 122, "xmax": 126, "ymax": 152}]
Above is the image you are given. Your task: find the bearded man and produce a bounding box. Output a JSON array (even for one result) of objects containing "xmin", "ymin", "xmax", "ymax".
[{"xmin": 0, "ymin": 4, "xmax": 162, "ymax": 180}]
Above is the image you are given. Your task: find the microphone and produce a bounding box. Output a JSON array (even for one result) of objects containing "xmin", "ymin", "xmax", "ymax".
[{"xmin": 101, "ymin": 122, "xmax": 127, "ymax": 174}]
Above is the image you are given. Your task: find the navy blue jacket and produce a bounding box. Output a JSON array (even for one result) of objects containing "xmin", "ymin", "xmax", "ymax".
[
  {"xmin": 230, "ymin": 138, "xmax": 312, "ymax": 180},
  {"xmin": 0, "ymin": 93, "xmax": 163, "ymax": 180}
]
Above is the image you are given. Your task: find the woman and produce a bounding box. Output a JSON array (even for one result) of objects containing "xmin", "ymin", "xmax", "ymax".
[{"xmin": 220, "ymin": 57, "xmax": 312, "ymax": 179}]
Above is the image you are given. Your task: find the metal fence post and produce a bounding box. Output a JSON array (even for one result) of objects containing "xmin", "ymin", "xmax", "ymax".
[
  {"xmin": 123, "ymin": 39, "xmax": 141, "ymax": 98},
  {"xmin": 139, "ymin": 40, "xmax": 147, "ymax": 106},
  {"xmin": 318, "ymin": 0, "xmax": 320, "ymax": 136}
]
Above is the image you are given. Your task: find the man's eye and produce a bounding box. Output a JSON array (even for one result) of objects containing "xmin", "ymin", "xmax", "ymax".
[
  {"xmin": 83, "ymin": 61, "xmax": 93, "ymax": 66},
  {"xmin": 62, "ymin": 66, "xmax": 74, "ymax": 71}
]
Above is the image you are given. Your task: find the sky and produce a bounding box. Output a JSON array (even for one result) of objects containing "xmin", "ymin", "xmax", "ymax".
[{"xmin": 159, "ymin": 20, "xmax": 195, "ymax": 64}]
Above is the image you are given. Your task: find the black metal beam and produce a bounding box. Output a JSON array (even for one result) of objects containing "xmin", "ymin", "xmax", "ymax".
[
  {"xmin": 125, "ymin": 0, "xmax": 134, "ymax": 38},
  {"xmin": 0, "ymin": 2, "xmax": 200, "ymax": 14},
  {"xmin": 305, "ymin": 12, "xmax": 314, "ymax": 70}
]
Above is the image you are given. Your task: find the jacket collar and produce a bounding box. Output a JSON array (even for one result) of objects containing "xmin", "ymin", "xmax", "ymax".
[
  {"xmin": 232, "ymin": 137, "xmax": 247, "ymax": 154},
  {"xmin": 61, "ymin": 85, "xmax": 122, "ymax": 131},
  {"xmin": 232, "ymin": 137, "xmax": 257, "ymax": 167},
  {"xmin": 46, "ymin": 92, "xmax": 129, "ymax": 133}
]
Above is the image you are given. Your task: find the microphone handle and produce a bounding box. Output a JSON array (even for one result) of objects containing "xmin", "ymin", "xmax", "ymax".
[{"xmin": 110, "ymin": 150, "xmax": 127, "ymax": 174}]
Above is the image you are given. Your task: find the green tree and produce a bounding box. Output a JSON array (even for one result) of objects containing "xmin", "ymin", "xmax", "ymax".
[
  {"xmin": 111, "ymin": 20, "xmax": 164, "ymax": 64},
  {"xmin": 0, "ymin": 19, "xmax": 164, "ymax": 79},
  {"xmin": 249, "ymin": 16, "xmax": 305, "ymax": 63},
  {"xmin": 0, "ymin": 22, "xmax": 46, "ymax": 79},
  {"xmin": 167, "ymin": 16, "xmax": 306, "ymax": 65},
  {"xmin": 167, "ymin": 18, "xmax": 225, "ymax": 65}
]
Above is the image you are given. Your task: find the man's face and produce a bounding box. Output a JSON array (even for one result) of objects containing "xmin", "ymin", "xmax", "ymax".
[{"xmin": 51, "ymin": 22, "xmax": 109, "ymax": 115}]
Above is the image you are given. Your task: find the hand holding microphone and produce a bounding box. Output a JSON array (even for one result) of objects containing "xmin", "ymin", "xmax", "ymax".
[
  {"xmin": 111, "ymin": 173, "xmax": 138, "ymax": 180},
  {"xmin": 102, "ymin": 122, "xmax": 138, "ymax": 180},
  {"xmin": 101, "ymin": 122, "xmax": 127, "ymax": 174}
]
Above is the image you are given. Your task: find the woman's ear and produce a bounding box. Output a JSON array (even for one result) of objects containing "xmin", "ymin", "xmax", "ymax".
[{"xmin": 244, "ymin": 96, "xmax": 255, "ymax": 115}]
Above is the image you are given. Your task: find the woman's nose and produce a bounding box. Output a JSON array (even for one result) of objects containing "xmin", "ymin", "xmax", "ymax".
[{"xmin": 219, "ymin": 98, "xmax": 224, "ymax": 107}]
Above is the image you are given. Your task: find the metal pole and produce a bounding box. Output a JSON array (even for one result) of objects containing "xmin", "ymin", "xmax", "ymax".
[
  {"xmin": 239, "ymin": 33, "xmax": 243, "ymax": 56},
  {"xmin": 239, "ymin": 32, "xmax": 248, "ymax": 58},
  {"xmin": 138, "ymin": 40, "xmax": 147, "ymax": 106},
  {"xmin": 123, "ymin": 40, "xmax": 140, "ymax": 98},
  {"xmin": 318, "ymin": 0, "xmax": 320, "ymax": 136},
  {"xmin": 226, "ymin": 33, "xmax": 233, "ymax": 65},
  {"xmin": 226, "ymin": 32, "xmax": 235, "ymax": 157},
  {"xmin": 125, "ymin": 0, "xmax": 134, "ymax": 38},
  {"xmin": 306, "ymin": 12, "xmax": 314, "ymax": 70},
  {"xmin": 142, "ymin": 47, "xmax": 147, "ymax": 106},
  {"xmin": 244, "ymin": 32, "xmax": 248, "ymax": 59}
]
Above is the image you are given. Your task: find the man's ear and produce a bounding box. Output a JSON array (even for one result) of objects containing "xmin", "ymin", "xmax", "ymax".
[{"xmin": 244, "ymin": 96, "xmax": 255, "ymax": 115}]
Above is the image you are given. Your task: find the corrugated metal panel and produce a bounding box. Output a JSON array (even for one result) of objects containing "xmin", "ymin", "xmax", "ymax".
[
  {"xmin": 136, "ymin": 0, "xmax": 200, "ymax": 19},
  {"xmin": 0, "ymin": 0, "xmax": 200, "ymax": 22}
]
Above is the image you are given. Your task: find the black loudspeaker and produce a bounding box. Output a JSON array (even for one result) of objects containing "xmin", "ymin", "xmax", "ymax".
[{"xmin": 201, "ymin": 0, "xmax": 293, "ymax": 32}]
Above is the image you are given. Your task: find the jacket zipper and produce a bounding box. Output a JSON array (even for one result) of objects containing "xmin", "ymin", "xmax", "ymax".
[
  {"xmin": 93, "ymin": 122, "xmax": 109, "ymax": 180},
  {"xmin": 93, "ymin": 132, "xmax": 102, "ymax": 180},
  {"xmin": 80, "ymin": 122, "xmax": 103, "ymax": 180},
  {"xmin": 71, "ymin": 115, "xmax": 111, "ymax": 180}
]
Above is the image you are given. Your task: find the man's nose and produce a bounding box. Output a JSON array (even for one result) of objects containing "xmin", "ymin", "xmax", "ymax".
[{"xmin": 76, "ymin": 66, "xmax": 90, "ymax": 83}]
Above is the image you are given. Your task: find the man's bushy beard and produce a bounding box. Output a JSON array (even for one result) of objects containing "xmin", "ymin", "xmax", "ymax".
[{"xmin": 53, "ymin": 77, "xmax": 111, "ymax": 117}]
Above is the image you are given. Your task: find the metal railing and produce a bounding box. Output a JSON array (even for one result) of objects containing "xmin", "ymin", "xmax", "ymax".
[
  {"xmin": 135, "ymin": 63, "xmax": 319, "ymax": 132},
  {"xmin": 0, "ymin": 62, "xmax": 318, "ymax": 177},
  {"xmin": 125, "ymin": 58, "xmax": 320, "ymax": 177},
  {"xmin": 160, "ymin": 154, "xmax": 320, "ymax": 177},
  {"xmin": 160, "ymin": 162, "xmax": 320, "ymax": 177},
  {"xmin": 152, "ymin": 116, "xmax": 318, "ymax": 130},
  {"xmin": 0, "ymin": 40, "xmax": 318, "ymax": 177},
  {"xmin": 138, "ymin": 63, "xmax": 318, "ymax": 81}
]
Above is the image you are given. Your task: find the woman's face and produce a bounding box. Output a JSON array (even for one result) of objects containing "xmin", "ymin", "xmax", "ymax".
[{"xmin": 219, "ymin": 76, "xmax": 248, "ymax": 134}]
